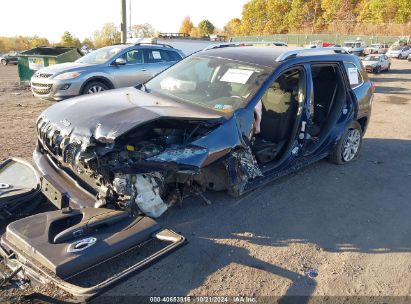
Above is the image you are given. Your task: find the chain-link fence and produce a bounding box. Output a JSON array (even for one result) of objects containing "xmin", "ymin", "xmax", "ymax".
[{"xmin": 231, "ymin": 34, "xmax": 405, "ymax": 46}]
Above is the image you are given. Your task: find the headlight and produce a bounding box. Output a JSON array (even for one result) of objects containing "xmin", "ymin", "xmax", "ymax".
[
  {"xmin": 54, "ymin": 72, "xmax": 81, "ymax": 80},
  {"xmin": 372, "ymin": 63, "xmax": 377, "ymax": 67}
]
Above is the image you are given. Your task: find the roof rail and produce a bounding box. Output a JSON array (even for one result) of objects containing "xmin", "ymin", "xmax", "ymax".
[
  {"xmin": 134, "ymin": 42, "xmax": 174, "ymax": 49},
  {"xmin": 203, "ymin": 43, "xmax": 240, "ymax": 51},
  {"xmin": 275, "ymin": 47, "xmax": 350, "ymax": 62}
]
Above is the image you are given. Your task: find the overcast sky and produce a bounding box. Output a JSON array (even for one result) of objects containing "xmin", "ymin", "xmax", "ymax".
[{"xmin": 0, "ymin": 0, "xmax": 249, "ymax": 42}]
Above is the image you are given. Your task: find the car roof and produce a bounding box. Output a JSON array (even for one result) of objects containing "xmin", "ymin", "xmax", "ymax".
[
  {"xmin": 109, "ymin": 43, "xmax": 178, "ymax": 51},
  {"xmin": 196, "ymin": 46, "xmax": 356, "ymax": 68}
]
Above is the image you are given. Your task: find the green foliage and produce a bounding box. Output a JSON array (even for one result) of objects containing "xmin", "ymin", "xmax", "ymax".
[
  {"xmin": 131, "ymin": 23, "xmax": 156, "ymax": 38},
  {"xmin": 93, "ymin": 23, "xmax": 121, "ymax": 48},
  {"xmin": 82, "ymin": 38, "xmax": 95, "ymax": 49},
  {"xmin": 59, "ymin": 31, "xmax": 81, "ymax": 47},
  {"xmin": 198, "ymin": 20, "xmax": 215, "ymax": 36}
]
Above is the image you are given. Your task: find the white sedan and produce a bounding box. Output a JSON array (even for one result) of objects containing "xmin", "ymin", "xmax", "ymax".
[{"xmin": 362, "ymin": 54, "xmax": 391, "ymax": 73}]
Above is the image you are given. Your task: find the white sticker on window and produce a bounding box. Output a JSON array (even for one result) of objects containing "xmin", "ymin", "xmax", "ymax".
[
  {"xmin": 347, "ymin": 67, "xmax": 359, "ymax": 85},
  {"xmin": 220, "ymin": 69, "xmax": 254, "ymax": 84},
  {"xmin": 152, "ymin": 51, "xmax": 161, "ymax": 59}
]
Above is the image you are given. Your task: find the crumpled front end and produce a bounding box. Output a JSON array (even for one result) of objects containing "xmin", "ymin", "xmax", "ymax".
[{"xmin": 35, "ymin": 106, "xmax": 261, "ymax": 218}]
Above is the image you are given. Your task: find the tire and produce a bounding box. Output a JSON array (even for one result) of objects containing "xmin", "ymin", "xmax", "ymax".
[
  {"xmin": 81, "ymin": 81, "xmax": 109, "ymax": 95},
  {"xmin": 386, "ymin": 64, "xmax": 391, "ymax": 71},
  {"xmin": 375, "ymin": 66, "xmax": 381, "ymax": 74},
  {"xmin": 328, "ymin": 121, "xmax": 363, "ymax": 165},
  {"xmin": 1, "ymin": 59, "xmax": 7, "ymax": 66}
]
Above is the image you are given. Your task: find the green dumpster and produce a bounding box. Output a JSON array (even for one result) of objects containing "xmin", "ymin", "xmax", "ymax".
[{"xmin": 18, "ymin": 47, "xmax": 83, "ymax": 85}]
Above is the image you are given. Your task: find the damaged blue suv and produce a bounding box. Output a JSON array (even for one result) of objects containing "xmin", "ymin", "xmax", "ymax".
[
  {"xmin": 0, "ymin": 46, "xmax": 374, "ymax": 299},
  {"xmin": 33, "ymin": 46, "xmax": 374, "ymax": 216}
]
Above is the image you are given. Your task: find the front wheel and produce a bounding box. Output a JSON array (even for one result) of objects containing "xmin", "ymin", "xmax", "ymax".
[
  {"xmin": 375, "ymin": 66, "xmax": 381, "ymax": 74},
  {"xmin": 1, "ymin": 59, "xmax": 7, "ymax": 66},
  {"xmin": 328, "ymin": 121, "xmax": 363, "ymax": 165},
  {"xmin": 82, "ymin": 81, "xmax": 109, "ymax": 95}
]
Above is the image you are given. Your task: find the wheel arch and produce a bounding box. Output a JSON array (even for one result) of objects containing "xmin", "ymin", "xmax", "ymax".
[
  {"xmin": 357, "ymin": 116, "xmax": 368, "ymax": 134},
  {"xmin": 80, "ymin": 76, "xmax": 114, "ymax": 94}
]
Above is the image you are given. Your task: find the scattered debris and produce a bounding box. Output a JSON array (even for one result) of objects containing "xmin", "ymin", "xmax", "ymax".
[{"xmin": 304, "ymin": 268, "xmax": 319, "ymax": 278}]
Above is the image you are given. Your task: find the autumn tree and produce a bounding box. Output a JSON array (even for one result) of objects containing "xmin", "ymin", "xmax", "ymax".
[
  {"xmin": 224, "ymin": 18, "xmax": 242, "ymax": 36},
  {"xmin": 93, "ymin": 23, "xmax": 121, "ymax": 48},
  {"xmin": 82, "ymin": 38, "xmax": 95, "ymax": 49},
  {"xmin": 131, "ymin": 23, "xmax": 156, "ymax": 38},
  {"xmin": 60, "ymin": 31, "xmax": 81, "ymax": 47},
  {"xmin": 198, "ymin": 20, "xmax": 215, "ymax": 36},
  {"xmin": 179, "ymin": 16, "xmax": 194, "ymax": 35}
]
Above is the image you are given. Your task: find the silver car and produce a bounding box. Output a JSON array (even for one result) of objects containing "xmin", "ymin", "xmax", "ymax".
[
  {"xmin": 30, "ymin": 43, "xmax": 185, "ymax": 101},
  {"xmin": 362, "ymin": 54, "xmax": 391, "ymax": 73}
]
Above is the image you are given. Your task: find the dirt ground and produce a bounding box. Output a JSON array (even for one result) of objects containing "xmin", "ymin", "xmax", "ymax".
[{"xmin": 0, "ymin": 60, "xmax": 410, "ymax": 302}]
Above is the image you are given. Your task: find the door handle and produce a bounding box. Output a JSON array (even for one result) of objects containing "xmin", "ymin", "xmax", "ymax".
[{"xmin": 140, "ymin": 69, "xmax": 147, "ymax": 71}]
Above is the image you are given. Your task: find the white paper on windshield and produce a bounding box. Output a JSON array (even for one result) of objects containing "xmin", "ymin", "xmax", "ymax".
[
  {"xmin": 152, "ymin": 51, "xmax": 161, "ymax": 59},
  {"xmin": 347, "ymin": 67, "xmax": 359, "ymax": 85},
  {"xmin": 220, "ymin": 69, "xmax": 254, "ymax": 84}
]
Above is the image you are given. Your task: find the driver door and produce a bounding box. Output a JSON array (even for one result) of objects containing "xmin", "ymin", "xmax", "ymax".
[{"xmin": 110, "ymin": 48, "xmax": 150, "ymax": 87}]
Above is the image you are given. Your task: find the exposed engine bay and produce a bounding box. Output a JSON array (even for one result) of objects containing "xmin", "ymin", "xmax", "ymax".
[{"xmin": 36, "ymin": 116, "xmax": 258, "ymax": 217}]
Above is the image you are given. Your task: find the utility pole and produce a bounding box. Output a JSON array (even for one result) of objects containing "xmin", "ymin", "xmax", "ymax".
[
  {"xmin": 129, "ymin": 0, "xmax": 132, "ymax": 38},
  {"xmin": 120, "ymin": 0, "xmax": 127, "ymax": 43}
]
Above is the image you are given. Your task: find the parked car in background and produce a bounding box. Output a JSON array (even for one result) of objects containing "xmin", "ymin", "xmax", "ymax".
[
  {"xmin": 306, "ymin": 41, "xmax": 335, "ymax": 48},
  {"xmin": 343, "ymin": 40, "xmax": 366, "ymax": 55},
  {"xmin": 386, "ymin": 45, "xmax": 411, "ymax": 59},
  {"xmin": 362, "ymin": 54, "xmax": 391, "ymax": 73},
  {"xmin": 364, "ymin": 43, "xmax": 389, "ymax": 55},
  {"xmin": 30, "ymin": 43, "xmax": 185, "ymax": 101},
  {"xmin": 0, "ymin": 51, "xmax": 19, "ymax": 65}
]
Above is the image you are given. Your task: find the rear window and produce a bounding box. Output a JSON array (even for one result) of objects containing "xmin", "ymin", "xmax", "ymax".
[{"xmin": 144, "ymin": 49, "xmax": 182, "ymax": 63}]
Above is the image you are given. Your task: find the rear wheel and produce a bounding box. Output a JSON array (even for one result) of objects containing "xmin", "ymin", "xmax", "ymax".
[
  {"xmin": 82, "ymin": 81, "xmax": 109, "ymax": 95},
  {"xmin": 328, "ymin": 121, "xmax": 363, "ymax": 165},
  {"xmin": 1, "ymin": 59, "xmax": 7, "ymax": 66}
]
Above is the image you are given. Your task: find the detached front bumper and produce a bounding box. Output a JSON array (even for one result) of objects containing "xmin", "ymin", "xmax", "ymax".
[
  {"xmin": 30, "ymin": 75, "xmax": 83, "ymax": 101},
  {"xmin": 33, "ymin": 147, "xmax": 97, "ymax": 209}
]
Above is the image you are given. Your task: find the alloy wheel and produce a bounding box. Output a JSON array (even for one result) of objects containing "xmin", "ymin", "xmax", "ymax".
[
  {"xmin": 342, "ymin": 128, "xmax": 361, "ymax": 162},
  {"xmin": 86, "ymin": 85, "xmax": 105, "ymax": 94}
]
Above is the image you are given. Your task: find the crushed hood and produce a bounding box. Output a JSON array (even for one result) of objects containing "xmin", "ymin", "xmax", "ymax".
[{"xmin": 38, "ymin": 87, "xmax": 224, "ymax": 143}]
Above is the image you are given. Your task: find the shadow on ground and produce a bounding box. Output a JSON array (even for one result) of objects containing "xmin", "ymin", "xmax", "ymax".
[{"xmin": 92, "ymin": 138, "xmax": 411, "ymax": 302}]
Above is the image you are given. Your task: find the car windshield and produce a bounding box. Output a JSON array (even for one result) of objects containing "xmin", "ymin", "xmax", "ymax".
[
  {"xmin": 364, "ymin": 56, "xmax": 380, "ymax": 61},
  {"xmin": 76, "ymin": 46, "xmax": 123, "ymax": 64},
  {"xmin": 391, "ymin": 46, "xmax": 402, "ymax": 51},
  {"xmin": 144, "ymin": 55, "xmax": 272, "ymax": 113},
  {"xmin": 371, "ymin": 44, "xmax": 382, "ymax": 47}
]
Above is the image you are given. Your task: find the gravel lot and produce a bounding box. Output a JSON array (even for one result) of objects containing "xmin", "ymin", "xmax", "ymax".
[{"xmin": 0, "ymin": 60, "xmax": 410, "ymax": 301}]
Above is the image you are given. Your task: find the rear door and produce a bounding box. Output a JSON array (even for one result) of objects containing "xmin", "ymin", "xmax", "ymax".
[{"xmin": 142, "ymin": 49, "xmax": 181, "ymax": 79}]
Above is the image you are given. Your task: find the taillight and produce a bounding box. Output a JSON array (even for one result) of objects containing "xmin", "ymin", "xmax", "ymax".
[{"xmin": 371, "ymin": 82, "xmax": 376, "ymax": 91}]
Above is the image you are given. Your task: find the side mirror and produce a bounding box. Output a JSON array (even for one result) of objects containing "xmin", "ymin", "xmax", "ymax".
[{"xmin": 114, "ymin": 57, "xmax": 126, "ymax": 65}]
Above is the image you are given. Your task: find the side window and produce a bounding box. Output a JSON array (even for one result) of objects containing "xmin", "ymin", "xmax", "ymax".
[
  {"xmin": 343, "ymin": 63, "xmax": 363, "ymax": 88},
  {"xmin": 160, "ymin": 50, "xmax": 182, "ymax": 62},
  {"xmin": 122, "ymin": 49, "xmax": 143, "ymax": 64},
  {"xmin": 144, "ymin": 49, "xmax": 165, "ymax": 63}
]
